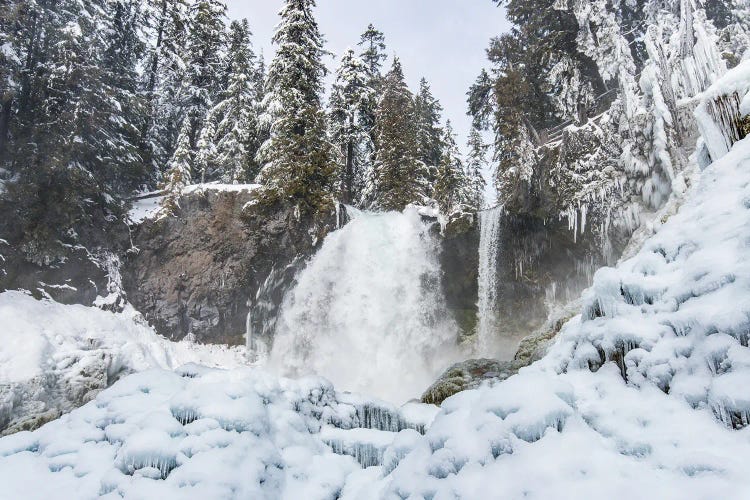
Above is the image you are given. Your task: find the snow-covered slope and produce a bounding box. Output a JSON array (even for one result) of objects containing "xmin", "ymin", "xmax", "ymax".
[
  {"xmin": 1, "ymin": 63, "xmax": 749, "ymax": 500},
  {"xmin": 345, "ymin": 141, "xmax": 750, "ymax": 500},
  {"xmin": 0, "ymin": 292, "xmax": 248, "ymax": 435},
  {"xmin": 0, "ymin": 367, "xmax": 436, "ymax": 499}
]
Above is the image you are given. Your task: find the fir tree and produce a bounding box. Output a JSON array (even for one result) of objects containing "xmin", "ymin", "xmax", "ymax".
[
  {"xmin": 369, "ymin": 57, "xmax": 428, "ymax": 211},
  {"xmin": 257, "ymin": 0, "xmax": 334, "ymax": 213},
  {"xmin": 1, "ymin": 0, "xmax": 146, "ymax": 263},
  {"xmin": 466, "ymin": 127, "xmax": 489, "ymax": 210},
  {"xmin": 143, "ymin": 0, "xmax": 191, "ymax": 176},
  {"xmin": 204, "ymin": 19, "xmax": 261, "ymax": 183},
  {"xmin": 434, "ymin": 121, "xmax": 470, "ymax": 215},
  {"xmin": 329, "ymin": 48, "xmax": 374, "ymax": 204},
  {"xmin": 195, "ymin": 113, "xmax": 216, "ymax": 183},
  {"xmin": 358, "ymin": 24, "xmax": 387, "ymax": 81},
  {"xmin": 163, "ymin": 120, "xmax": 193, "ymax": 211},
  {"xmin": 184, "ymin": 0, "xmax": 227, "ymax": 147},
  {"xmin": 414, "ymin": 78, "xmax": 445, "ymax": 192},
  {"xmin": 357, "ymin": 24, "xmax": 387, "ymax": 173}
]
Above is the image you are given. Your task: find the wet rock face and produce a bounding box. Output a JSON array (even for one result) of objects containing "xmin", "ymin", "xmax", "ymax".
[
  {"xmin": 122, "ymin": 190, "xmax": 336, "ymax": 345},
  {"xmin": 436, "ymin": 220, "xmax": 480, "ymax": 340},
  {"xmin": 0, "ymin": 236, "xmax": 113, "ymax": 306},
  {"xmin": 421, "ymin": 358, "xmax": 518, "ymax": 406}
]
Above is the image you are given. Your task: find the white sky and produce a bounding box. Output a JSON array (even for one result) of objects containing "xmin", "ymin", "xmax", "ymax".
[{"xmin": 226, "ymin": 0, "xmax": 509, "ymax": 153}]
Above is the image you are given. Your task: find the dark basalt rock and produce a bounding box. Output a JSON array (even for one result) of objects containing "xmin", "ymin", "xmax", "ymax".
[
  {"xmin": 0, "ymin": 237, "xmax": 111, "ymax": 305},
  {"xmin": 122, "ymin": 189, "xmax": 337, "ymax": 345},
  {"xmin": 436, "ymin": 216, "xmax": 480, "ymax": 340},
  {"xmin": 421, "ymin": 358, "xmax": 519, "ymax": 406}
]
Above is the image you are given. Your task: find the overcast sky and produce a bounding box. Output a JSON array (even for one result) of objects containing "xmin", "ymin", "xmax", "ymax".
[{"xmin": 226, "ymin": 0, "xmax": 509, "ymax": 152}]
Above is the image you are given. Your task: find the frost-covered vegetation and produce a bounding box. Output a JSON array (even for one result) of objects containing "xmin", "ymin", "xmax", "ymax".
[
  {"xmin": 2, "ymin": 52, "xmax": 750, "ymax": 498},
  {"xmin": 2, "ymin": 0, "xmax": 750, "ymax": 497}
]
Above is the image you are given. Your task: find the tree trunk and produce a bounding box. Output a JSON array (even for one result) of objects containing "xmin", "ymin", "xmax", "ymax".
[
  {"xmin": 0, "ymin": 97, "xmax": 12, "ymax": 156},
  {"xmin": 140, "ymin": 0, "xmax": 169, "ymax": 143},
  {"xmin": 345, "ymin": 140, "xmax": 354, "ymax": 204}
]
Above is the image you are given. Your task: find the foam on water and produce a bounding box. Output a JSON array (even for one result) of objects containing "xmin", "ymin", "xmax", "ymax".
[{"xmin": 268, "ymin": 208, "xmax": 460, "ymax": 403}]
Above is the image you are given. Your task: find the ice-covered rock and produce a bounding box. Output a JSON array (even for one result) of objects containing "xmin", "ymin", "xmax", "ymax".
[{"xmin": 0, "ymin": 291, "xmax": 248, "ymax": 436}]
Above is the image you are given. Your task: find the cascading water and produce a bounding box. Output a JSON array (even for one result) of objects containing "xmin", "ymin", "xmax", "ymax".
[
  {"xmin": 475, "ymin": 206, "xmax": 503, "ymax": 354},
  {"xmin": 267, "ymin": 208, "xmax": 460, "ymax": 404}
]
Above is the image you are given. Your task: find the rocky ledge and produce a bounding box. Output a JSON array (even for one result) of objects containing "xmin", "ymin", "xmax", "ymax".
[{"xmin": 122, "ymin": 187, "xmax": 338, "ymax": 345}]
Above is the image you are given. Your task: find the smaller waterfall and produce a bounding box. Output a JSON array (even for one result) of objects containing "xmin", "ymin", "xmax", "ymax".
[{"xmin": 476, "ymin": 206, "xmax": 504, "ymax": 353}]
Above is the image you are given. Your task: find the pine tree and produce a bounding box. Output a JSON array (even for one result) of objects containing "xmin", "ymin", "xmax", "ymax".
[
  {"xmin": 329, "ymin": 48, "xmax": 374, "ymax": 204},
  {"xmin": 195, "ymin": 113, "xmax": 216, "ymax": 183},
  {"xmin": 358, "ymin": 24, "xmax": 387, "ymax": 81},
  {"xmin": 257, "ymin": 0, "xmax": 334, "ymax": 213},
  {"xmin": 163, "ymin": 120, "xmax": 193, "ymax": 211},
  {"xmin": 369, "ymin": 57, "xmax": 428, "ymax": 211},
  {"xmin": 101, "ymin": 0, "xmax": 149, "ymax": 191},
  {"xmin": 414, "ymin": 78, "xmax": 445, "ymax": 192},
  {"xmin": 434, "ymin": 121, "xmax": 470, "ymax": 215},
  {"xmin": 0, "ymin": 1, "xmax": 20, "ymax": 160},
  {"xmin": 1, "ymin": 0, "xmax": 147, "ymax": 263},
  {"xmin": 184, "ymin": 0, "xmax": 226, "ymax": 148},
  {"xmin": 143, "ymin": 0, "xmax": 191, "ymax": 177},
  {"xmin": 357, "ymin": 24, "xmax": 387, "ymax": 177},
  {"xmin": 466, "ymin": 127, "xmax": 489, "ymax": 210},
  {"xmin": 210, "ymin": 20, "xmax": 260, "ymax": 183}
]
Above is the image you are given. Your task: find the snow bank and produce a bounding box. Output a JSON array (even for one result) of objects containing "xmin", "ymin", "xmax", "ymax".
[
  {"xmin": 0, "ymin": 364, "xmax": 438, "ymax": 498},
  {"xmin": 182, "ymin": 182, "xmax": 261, "ymax": 195},
  {"xmin": 345, "ymin": 135, "xmax": 750, "ymax": 499},
  {"xmin": 128, "ymin": 194, "xmax": 165, "ymax": 224},
  {"xmin": 0, "ymin": 292, "xmax": 247, "ymax": 434}
]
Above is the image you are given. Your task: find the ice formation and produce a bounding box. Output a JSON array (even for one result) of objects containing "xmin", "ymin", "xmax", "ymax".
[
  {"xmin": 0, "ymin": 292, "xmax": 248, "ymax": 435},
  {"xmin": 0, "ymin": 368, "xmax": 437, "ymax": 499},
  {"xmin": 268, "ymin": 208, "xmax": 461, "ymax": 403},
  {"xmin": 5, "ymin": 60, "xmax": 749, "ymax": 498}
]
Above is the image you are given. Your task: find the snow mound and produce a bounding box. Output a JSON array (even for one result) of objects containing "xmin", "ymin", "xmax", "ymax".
[
  {"xmin": 0, "ymin": 291, "xmax": 247, "ymax": 435},
  {"xmin": 128, "ymin": 193, "xmax": 165, "ymax": 224},
  {"xmin": 0, "ymin": 367, "xmax": 438, "ymax": 499},
  {"xmin": 182, "ymin": 182, "xmax": 261, "ymax": 195}
]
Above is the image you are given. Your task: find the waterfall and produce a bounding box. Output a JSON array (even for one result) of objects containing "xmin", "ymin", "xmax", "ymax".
[
  {"xmin": 267, "ymin": 208, "xmax": 460, "ymax": 404},
  {"xmin": 476, "ymin": 206, "xmax": 503, "ymax": 353}
]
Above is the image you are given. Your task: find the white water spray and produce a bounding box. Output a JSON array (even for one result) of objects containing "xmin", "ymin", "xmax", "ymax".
[
  {"xmin": 476, "ymin": 206, "xmax": 503, "ymax": 353},
  {"xmin": 268, "ymin": 208, "xmax": 460, "ymax": 403}
]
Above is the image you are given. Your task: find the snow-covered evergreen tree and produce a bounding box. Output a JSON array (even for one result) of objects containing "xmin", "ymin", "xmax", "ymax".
[
  {"xmin": 163, "ymin": 120, "xmax": 193, "ymax": 211},
  {"xmin": 434, "ymin": 121, "xmax": 471, "ymax": 215},
  {"xmin": 143, "ymin": 0, "xmax": 191, "ymax": 176},
  {"xmin": 357, "ymin": 24, "xmax": 387, "ymax": 181},
  {"xmin": 414, "ymin": 78, "xmax": 445, "ymax": 193},
  {"xmin": 210, "ymin": 20, "xmax": 262, "ymax": 183},
  {"xmin": 0, "ymin": 0, "xmax": 146, "ymax": 263},
  {"xmin": 184, "ymin": 0, "xmax": 226, "ymax": 147},
  {"xmin": 194, "ymin": 113, "xmax": 216, "ymax": 184},
  {"xmin": 358, "ymin": 24, "xmax": 387, "ymax": 82},
  {"xmin": 329, "ymin": 48, "xmax": 374, "ymax": 204},
  {"xmin": 368, "ymin": 57, "xmax": 428, "ymax": 211},
  {"xmin": 256, "ymin": 0, "xmax": 334, "ymax": 213},
  {"xmin": 466, "ymin": 127, "xmax": 489, "ymax": 210}
]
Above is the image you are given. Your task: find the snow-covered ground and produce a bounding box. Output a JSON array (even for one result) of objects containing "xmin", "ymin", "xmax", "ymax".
[
  {"xmin": 128, "ymin": 194, "xmax": 164, "ymax": 224},
  {"xmin": 2, "ymin": 64, "xmax": 750, "ymax": 499},
  {"xmin": 0, "ymin": 292, "xmax": 248, "ymax": 435},
  {"xmin": 127, "ymin": 183, "xmax": 261, "ymax": 224}
]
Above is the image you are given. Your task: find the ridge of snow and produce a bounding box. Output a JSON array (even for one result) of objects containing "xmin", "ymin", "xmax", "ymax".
[{"xmin": 181, "ymin": 183, "xmax": 261, "ymax": 195}]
